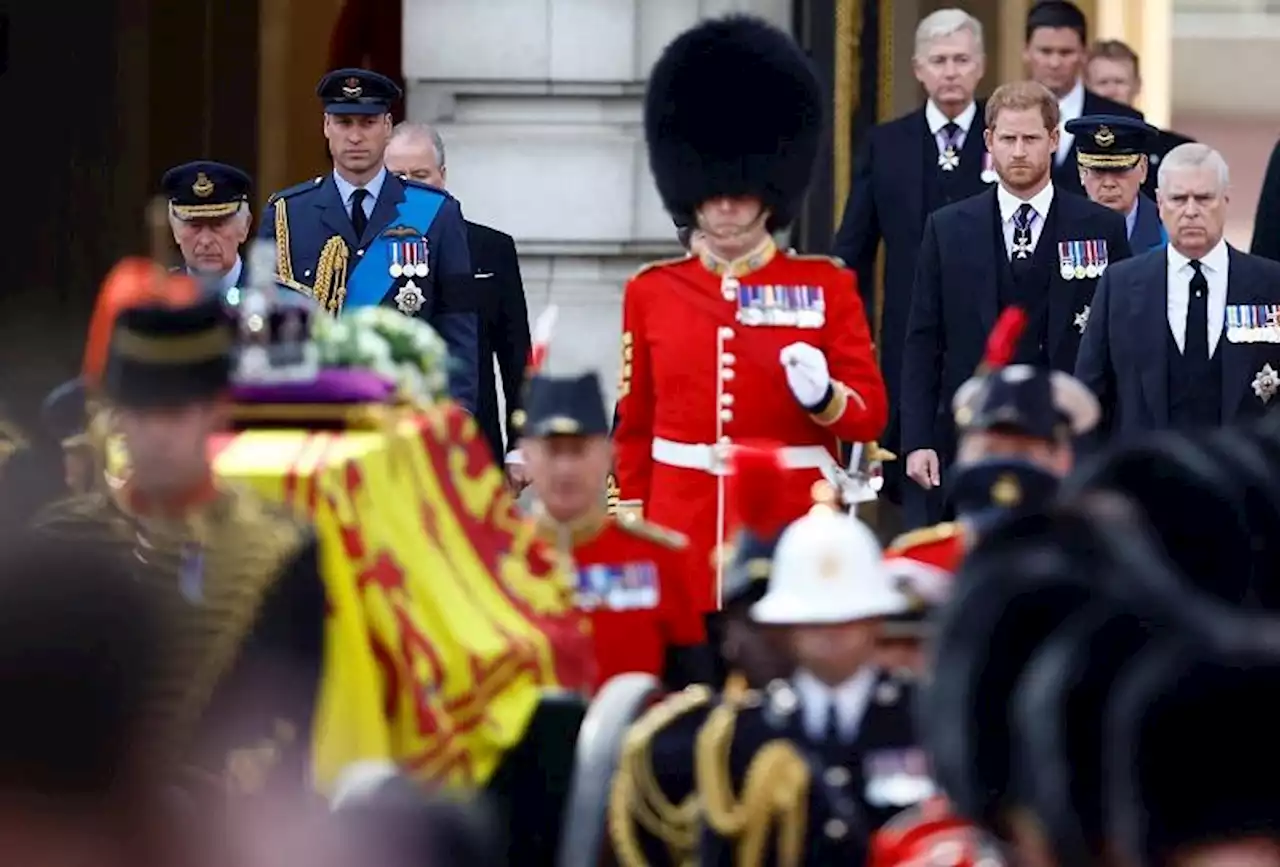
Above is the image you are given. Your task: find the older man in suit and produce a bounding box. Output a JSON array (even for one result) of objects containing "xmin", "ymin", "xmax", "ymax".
[
  {"xmin": 831, "ymin": 8, "xmax": 991, "ymax": 509},
  {"xmin": 1076, "ymin": 143, "xmax": 1280, "ymax": 440},
  {"xmin": 900, "ymin": 80, "xmax": 1131, "ymax": 528},
  {"xmin": 385, "ymin": 122, "xmax": 532, "ymax": 469},
  {"xmin": 1066, "ymin": 115, "xmax": 1167, "ymax": 250}
]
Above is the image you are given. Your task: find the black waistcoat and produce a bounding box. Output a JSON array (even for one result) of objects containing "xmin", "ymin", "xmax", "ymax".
[
  {"xmin": 922, "ymin": 128, "xmax": 980, "ymax": 217},
  {"xmin": 992, "ymin": 200, "xmax": 1060, "ymax": 366},
  {"xmin": 1166, "ymin": 326, "xmax": 1223, "ymax": 428}
]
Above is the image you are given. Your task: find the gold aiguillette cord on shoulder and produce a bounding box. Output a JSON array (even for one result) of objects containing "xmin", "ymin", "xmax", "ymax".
[
  {"xmin": 695, "ymin": 698, "xmax": 810, "ymax": 867},
  {"xmin": 272, "ymin": 199, "xmax": 343, "ymax": 310}
]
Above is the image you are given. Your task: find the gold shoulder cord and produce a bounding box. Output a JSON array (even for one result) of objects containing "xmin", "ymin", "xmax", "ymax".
[
  {"xmin": 271, "ymin": 200, "xmax": 319, "ymax": 298},
  {"xmin": 609, "ymin": 686, "xmax": 713, "ymax": 867},
  {"xmin": 274, "ymin": 199, "xmax": 296, "ymax": 287},
  {"xmin": 313, "ymin": 236, "xmax": 350, "ymax": 316},
  {"xmin": 696, "ymin": 700, "xmax": 811, "ymax": 867}
]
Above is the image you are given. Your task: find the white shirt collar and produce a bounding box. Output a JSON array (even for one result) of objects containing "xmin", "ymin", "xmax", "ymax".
[
  {"xmin": 1168, "ymin": 236, "xmax": 1230, "ymax": 273},
  {"xmin": 1058, "ymin": 78, "xmax": 1086, "ymax": 122},
  {"xmin": 925, "ymin": 100, "xmax": 978, "ymax": 135},
  {"xmin": 331, "ymin": 165, "xmax": 388, "ymax": 207},
  {"xmin": 794, "ymin": 666, "xmax": 879, "ymax": 741},
  {"xmin": 997, "ymin": 182, "xmax": 1056, "ymax": 223}
]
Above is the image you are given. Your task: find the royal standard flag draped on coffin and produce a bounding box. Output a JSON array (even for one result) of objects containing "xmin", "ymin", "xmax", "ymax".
[{"xmin": 124, "ymin": 405, "xmax": 596, "ymax": 790}]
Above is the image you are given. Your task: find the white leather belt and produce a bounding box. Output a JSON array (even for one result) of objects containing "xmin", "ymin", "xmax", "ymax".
[{"xmin": 651, "ymin": 437, "xmax": 838, "ymax": 477}]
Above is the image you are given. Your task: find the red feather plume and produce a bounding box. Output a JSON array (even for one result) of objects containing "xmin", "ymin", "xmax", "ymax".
[
  {"xmin": 730, "ymin": 440, "xmax": 792, "ymax": 538},
  {"xmin": 982, "ymin": 306, "xmax": 1028, "ymax": 371}
]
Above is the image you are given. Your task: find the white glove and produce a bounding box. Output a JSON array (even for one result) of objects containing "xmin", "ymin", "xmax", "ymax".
[{"xmin": 780, "ymin": 342, "xmax": 832, "ymax": 408}]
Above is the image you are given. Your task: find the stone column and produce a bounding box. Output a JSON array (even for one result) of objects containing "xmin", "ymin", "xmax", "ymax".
[
  {"xmin": 1095, "ymin": 0, "xmax": 1173, "ymax": 128},
  {"xmin": 402, "ymin": 0, "xmax": 791, "ymax": 406}
]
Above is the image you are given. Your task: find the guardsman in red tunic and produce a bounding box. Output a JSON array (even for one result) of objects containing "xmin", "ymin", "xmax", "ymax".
[
  {"xmin": 524, "ymin": 371, "xmax": 712, "ymax": 693},
  {"xmin": 614, "ymin": 15, "xmax": 888, "ymax": 612}
]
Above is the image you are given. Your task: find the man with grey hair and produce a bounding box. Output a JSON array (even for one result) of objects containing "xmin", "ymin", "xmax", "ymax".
[
  {"xmin": 386, "ymin": 122, "xmax": 532, "ymax": 477},
  {"xmin": 831, "ymin": 7, "xmax": 989, "ymax": 531},
  {"xmin": 1077, "ymin": 143, "xmax": 1280, "ymax": 438},
  {"xmin": 161, "ymin": 161, "xmax": 254, "ymax": 296}
]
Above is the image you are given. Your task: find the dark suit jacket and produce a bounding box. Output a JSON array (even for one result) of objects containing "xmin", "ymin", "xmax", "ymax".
[
  {"xmin": 1055, "ymin": 90, "xmax": 1144, "ymax": 197},
  {"xmin": 831, "ymin": 104, "xmax": 992, "ymax": 438},
  {"xmin": 900, "ymin": 186, "xmax": 1132, "ymax": 459},
  {"xmin": 1252, "ymin": 139, "xmax": 1280, "ymax": 262},
  {"xmin": 466, "ymin": 221, "xmax": 531, "ymax": 462},
  {"xmin": 1130, "ymin": 194, "xmax": 1166, "ymax": 251},
  {"xmin": 1075, "ymin": 246, "xmax": 1280, "ymax": 440},
  {"xmin": 259, "ymin": 171, "xmax": 480, "ymax": 411}
]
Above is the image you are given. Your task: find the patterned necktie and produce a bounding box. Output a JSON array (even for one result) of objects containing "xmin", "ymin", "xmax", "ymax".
[
  {"xmin": 1013, "ymin": 203, "xmax": 1034, "ymax": 263},
  {"xmin": 938, "ymin": 122, "xmax": 962, "ymax": 171},
  {"xmin": 350, "ymin": 188, "xmax": 369, "ymax": 240}
]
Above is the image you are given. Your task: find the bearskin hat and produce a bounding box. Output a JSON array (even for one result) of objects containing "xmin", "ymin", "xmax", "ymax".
[{"xmin": 644, "ymin": 16, "xmax": 824, "ymax": 232}]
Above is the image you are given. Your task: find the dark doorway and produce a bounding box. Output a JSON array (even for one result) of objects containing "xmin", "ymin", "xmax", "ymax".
[{"xmin": 0, "ymin": 0, "xmax": 258, "ymax": 429}]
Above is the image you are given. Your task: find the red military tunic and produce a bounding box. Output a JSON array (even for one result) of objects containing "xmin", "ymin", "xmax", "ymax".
[
  {"xmin": 885, "ymin": 522, "xmax": 968, "ymax": 596},
  {"xmin": 613, "ymin": 236, "xmax": 887, "ymax": 610},
  {"xmin": 537, "ymin": 508, "xmax": 706, "ymax": 692},
  {"xmin": 869, "ymin": 796, "xmax": 1004, "ymax": 867}
]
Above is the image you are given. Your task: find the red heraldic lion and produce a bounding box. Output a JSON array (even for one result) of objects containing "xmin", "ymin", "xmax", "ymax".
[{"xmin": 614, "ymin": 16, "xmax": 887, "ymax": 611}]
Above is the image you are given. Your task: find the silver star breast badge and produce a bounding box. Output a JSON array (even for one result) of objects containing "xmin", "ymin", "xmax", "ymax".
[
  {"xmin": 1253, "ymin": 363, "xmax": 1280, "ymax": 404},
  {"xmin": 1074, "ymin": 305, "xmax": 1090, "ymax": 334},
  {"xmin": 395, "ymin": 280, "xmax": 426, "ymax": 315}
]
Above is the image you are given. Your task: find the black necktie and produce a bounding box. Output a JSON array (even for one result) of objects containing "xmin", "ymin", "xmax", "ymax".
[
  {"xmin": 823, "ymin": 700, "xmax": 845, "ymax": 764},
  {"xmin": 1011, "ymin": 203, "xmax": 1036, "ymax": 278},
  {"xmin": 1186, "ymin": 260, "xmax": 1210, "ymax": 360},
  {"xmin": 350, "ymin": 188, "xmax": 369, "ymax": 240}
]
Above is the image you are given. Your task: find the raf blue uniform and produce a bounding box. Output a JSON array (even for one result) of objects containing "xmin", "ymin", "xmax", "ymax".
[
  {"xmin": 258, "ymin": 68, "xmax": 479, "ymax": 413},
  {"xmin": 1065, "ymin": 115, "xmax": 1168, "ymax": 251}
]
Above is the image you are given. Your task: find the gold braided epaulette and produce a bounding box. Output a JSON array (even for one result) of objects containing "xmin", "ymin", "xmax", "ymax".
[
  {"xmin": 604, "ymin": 472, "xmax": 620, "ymax": 516},
  {"xmin": 783, "ymin": 250, "xmax": 848, "ymax": 269},
  {"xmin": 616, "ymin": 511, "xmax": 688, "ymax": 550},
  {"xmin": 695, "ymin": 689, "xmax": 810, "ymax": 867},
  {"xmin": 630, "ymin": 254, "xmax": 693, "ymax": 281},
  {"xmin": 887, "ymin": 522, "xmax": 961, "ymax": 554},
  {"xmin": 609, "ymin": 684, "xmax": 714, "ymax": 867}
]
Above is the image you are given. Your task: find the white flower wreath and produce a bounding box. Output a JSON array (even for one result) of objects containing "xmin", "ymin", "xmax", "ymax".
[{"xmin": 311, "ymin": 307, "xmax": 451, "ymax": 402}]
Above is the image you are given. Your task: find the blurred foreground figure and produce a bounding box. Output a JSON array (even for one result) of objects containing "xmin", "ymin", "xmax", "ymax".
[
  {"xmin": 325, "ymin": 769, "xmax": 505, "ymax": 867},
  {"xmin": 37, "ymin": 285, "xmax": 326, "ymax": 813},
  {"xmin": 608, "ymin": 443, "xmax": 801, "ymax": 867},
  {"xmin": 0, "ymin": 530, "xmax": 169, "ymax": 867}
]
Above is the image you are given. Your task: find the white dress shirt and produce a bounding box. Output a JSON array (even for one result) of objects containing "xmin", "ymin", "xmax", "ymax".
[
  {"xmin": 1056, "ymin": 78, "xmax": 1086, "ymax": 165},
  {"xmin": 794, "ymin": 666, "xmax": 876, "ymax": 744},
  {"xmin": 332, "ymin": 166, "xmax": 387, "ymax": 221},
  {"xmin": 997, "ymin": 182, "xmax": 1056, "ymax": 260},
  {"xmin": 925, "ymin": 99, "xmax": 978, "ymax": 155},
  {"xmin": 1167, "ymin": 238, "xmax": 1230, "ymax": 355},
  {"xmin": 1125, "ymin": 197, "xmax": 1140, "ymax": 240}
]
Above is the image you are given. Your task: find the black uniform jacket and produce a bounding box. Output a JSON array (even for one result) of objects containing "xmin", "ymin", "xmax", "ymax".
[
  {"xmin": 33, "ymin": 486, "xmax": 326, "ymax": 797},
  {"xmin": 697, "ymin": 670, "xmax": 929, "ymax": 867}
]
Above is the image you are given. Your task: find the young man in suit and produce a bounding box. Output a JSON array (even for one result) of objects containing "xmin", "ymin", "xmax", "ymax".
[
  {"xmin": 1076, "ymin": 143, "xmax": 1280, "ymax": 439},
  {"xmin": 1022, "ymin": 2, "xmax": 1143, "ymax": 199},
  {"xmin": 1084, "ymin": 38, "xmax": 1196, "ymax": 170},
  {"xmin": 831, "ymin": 8, "xmax": 990, "ymax": 510},
  {"xmin": 1066, "ymin": 114, "xmax": 1167, "ymax": 250},
  {"xmin": 899, "ymin": 81, "xmax": 1130, "ymax": 529},
  {"xmin": 385, "ymin": 122, "xmax": 532, "ymax": 470}
]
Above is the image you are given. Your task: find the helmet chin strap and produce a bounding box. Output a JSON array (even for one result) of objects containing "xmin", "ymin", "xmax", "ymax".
[{"xmin": 696, "ymin": 205, "xmax": 769, "ymax": 249}]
